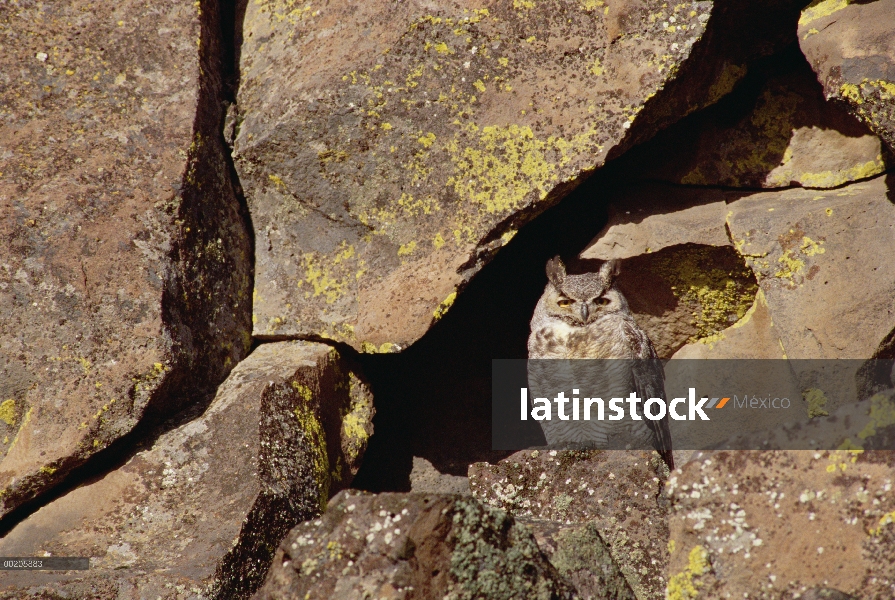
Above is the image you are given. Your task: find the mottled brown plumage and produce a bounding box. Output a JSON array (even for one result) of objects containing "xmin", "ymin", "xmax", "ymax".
[{"xmin": 528, "ymin": 256, "xmax": 673, "ymax": 469}]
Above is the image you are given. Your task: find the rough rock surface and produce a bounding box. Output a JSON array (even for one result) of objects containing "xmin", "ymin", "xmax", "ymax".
[
  {"xmin": 670, "ymin": 289, "xmax": 786, "ymax": 360},
  {"xmin": 409, "ymin": 456, "xmax": 470, "ymax": 496},
  {"xmin": 234, "ymin": 0, "xmax": 725, "ymax": 350},
  {"xmin": 254, "ymin": 489, "xmax": 574, "ymax": 600},
  {"xmin": 0, "ymin": 0, "xmax": 252, "ymax": 517},
  {"xmin": 469, "ymin": 449, "xmax": 669, "ymax": 600},
  {"xmin": 635, "ymin": 53, "xmax": 892, "ymax": 188},
  {"xmin": 704, "ymin": 386, "xmax": 895, "ymax": 452},
  {"xmin": 799, "ymin": 0, "xmax": 895, "ymax": 154},
  {"xmin": 581, "ymin": 184, "xmax": 758, "ymax": 358},
  {"xmin": 581, "ymin": 174, "xmax": 895, "ymax": 361},
  {"xmin": 666, "ymin": 449, "xmax": 895, "ymax": 598},
  {"xmin": 0, "ymin": 341, "xmax": 373, "ymax": 600},
  {"xmin": 726, "ymin": 176, "xmax": 895, "ymax": 360},
  {"xmin": 523, "ymin": 519, "xmax": 637, "ymax": 600}
]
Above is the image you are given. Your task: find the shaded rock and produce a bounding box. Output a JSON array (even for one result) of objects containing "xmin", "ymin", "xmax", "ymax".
[
  {"xmin": 670, "ymin": 289, "xmax": 786, "ymax": 360},
  {"xmin": 524, "ymin": 519, "xmax": 637, "ymax": 600},
  {"xmin": 469, "ymin": 449, "xmax": 669, "ymax": 600},
  {"xmin": 582, "ymin": 185, "xmax": 730, "ymax": 261},
  {"xmin": 633, "ymin": 47, "xmax": 891, "ymax": 189},
  {"xmin": 234, "ymin": 0, "xmax": 727, "ymax": 350},
  {"xmin": 254, "ymin": 489, "xmax": 574, "ymax": 600},
  {"xmin": 409, "ymin": 456, "xmax": 470, "ymax": 496},
  {"xmin": 663, "ymin": 343, "xmax": 802, "ymax": 452},
  {"xmin": 580, "ymin": 183, "xmax": 760, "ymax": 358},
  {"xmin": 799, "ymin": 0, "xmax": 895, "ymax": 154},
  {"xmin": 0, "ymin": 0, "xmax": 252, "ymax": 516},
  {"xmin": 0, "ymin": 341, "xmax": 373, "ymax": 600},
  {"xmin": 666, "ymin": 449, "xmax": 895, "ymax": 598},
  {"xmin": 612, "ymin": 0, "xmax": 807, "ymax": 156}
]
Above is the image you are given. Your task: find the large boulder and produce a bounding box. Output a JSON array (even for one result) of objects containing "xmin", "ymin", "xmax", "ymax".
[
  {"xmin": 0, "ymin": 0, "xmax": 252, "ymax": 517},
  {"xmin": 234, "ymin": 0, "xmax": 807, "ymax": 351},
  {"xmin": 0, "ymin": 341, "xmax": 373, "ymax": 600},
  {"xmin": 254, "ymin": 489, "xmax": 575, "ymax": 600},
  {"xmin": 578, "ymin": 174, "xmax": 895, "ymax": 449},
  {"xmin": 799, "ymin": 0, "xmax": 895, "ymax": 154},
  {"xmin": 469, "ymin": 449, "xmax": 669, "ymax": 600},
  {"xmin": 725, "ymin": 175, "xmax": 895, "ymax": 360},
  {"xmin": 667, "ymin": 449, "xmax": 895, "ymax": 598}
]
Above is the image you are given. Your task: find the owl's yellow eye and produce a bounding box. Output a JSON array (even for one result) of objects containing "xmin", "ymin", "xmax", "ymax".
[
  {"xmin": 557, "ymin": 298, "xmax": 572, "ymax": 308},
  {"xmin": 596, "ymin": 297, "xmax": 610, "ymax": 305}
]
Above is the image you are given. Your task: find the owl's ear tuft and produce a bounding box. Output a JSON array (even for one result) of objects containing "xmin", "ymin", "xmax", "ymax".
[
  {"xmin": 545, "ymin": 255, "xmax": 566, "ymax": 287},
  {"xmin": 599, "ymin": 259, "xmax": 620, "ymax": 284}
]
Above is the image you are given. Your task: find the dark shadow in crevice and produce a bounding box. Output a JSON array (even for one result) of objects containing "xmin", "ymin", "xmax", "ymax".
[
  {"xmin": 887, "ymin": 171, "xmax": 895, "ymax": 206},
  {"xmin": 609, "ymin": 0, "xmax": 807, "ymax": 160},
  {"xmin": 611, "ymin": 42, "xmax": 893, "ymax": 190},
  {"xmin": 352, "ymin": 162, "xmax": 623, "ymax": 491},
  {"xmin": 0, "ymin": 0, "xmax": 253, "ymax": 539},
  {"xmin": 220, "ymin": 0, "xmax": 248, "ymax": 103}
]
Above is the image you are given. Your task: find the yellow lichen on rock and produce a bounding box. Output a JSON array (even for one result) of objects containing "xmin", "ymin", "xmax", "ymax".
[
  {"xmin": 803, "ymin": 388, "xmax": 830, "ymax": 418},
  {"xmin": 797, "ymin": 157, "xmax": 886, "ymax": 188},
  {"xmin": 0, "ymin": 399, "xmax": 16, "ymax": 426},
  {"xmin": 667, "ymin": 545, "xmax": 710, "ymax": 600},
  {"xmin": 433, "ymin": 291, "xmax": 457, "ymax": 321},
  {"xmin": 293, "ymin": 394, "xmax": 330, "ymax": 510},
  {"xmin": 870, "ymin": 511, "xmax": 895, "ymax": 536},
  {"xmin": 654, "ymin": 247, "xmax": 758, "ymax": 342},
  {"xmin": 799, "ymin": 0, "xmax": 851, "ymax": 26}
]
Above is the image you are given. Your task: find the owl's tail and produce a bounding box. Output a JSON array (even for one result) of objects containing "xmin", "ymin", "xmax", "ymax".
[{"xmin": 648, "ymin": 416, "xmax": 675, "ymax": 471}]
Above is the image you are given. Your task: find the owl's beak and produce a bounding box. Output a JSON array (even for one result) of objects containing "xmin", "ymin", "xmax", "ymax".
[{"xmin": 579, "ymin": 302, "xmax": 590, "ymax": 322}]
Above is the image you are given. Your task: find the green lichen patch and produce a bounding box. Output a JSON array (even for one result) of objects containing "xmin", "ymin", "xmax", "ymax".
[
  {"xmin": 652, "ymin": 246, "xmax": 759, "ymax": 343},
  {"xmin": 856, "ymin": 393, "xmax": 895, "ymax": 442},
  {"xmin": 804, "ymin": 387, "xmax": 830, "ymax": 418},
  {"xmin": 549, "ymin": 523, "xmax": 636, "ymax": 599},
  {"xmin": 447, "ymin": 499, "xmax": 572, "ymax": 600}
]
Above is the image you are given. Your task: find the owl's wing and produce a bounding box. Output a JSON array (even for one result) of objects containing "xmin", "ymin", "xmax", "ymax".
[{"xmin": 628, "ymin": 321, "xmax": 674, "ymax": 470}]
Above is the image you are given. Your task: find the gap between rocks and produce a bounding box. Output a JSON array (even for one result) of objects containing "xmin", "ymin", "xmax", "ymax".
[{"xmin": 0, "ymin": 0, "xmax": 255, "ymax": 539}]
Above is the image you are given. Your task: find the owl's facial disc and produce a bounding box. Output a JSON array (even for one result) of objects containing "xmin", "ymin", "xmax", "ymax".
[
  {"xmin": 579, "ymin": 293, "xmax": 616, "ymax": 323},
  {"xmin": 554, "ymin": 295, "xmax": 606, "ymax": 324}
]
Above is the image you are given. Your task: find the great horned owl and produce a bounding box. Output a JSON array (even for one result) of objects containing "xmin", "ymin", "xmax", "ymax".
[{"xmin": 527, "ymin": 256, "xmax": 673, "ymax": 469}]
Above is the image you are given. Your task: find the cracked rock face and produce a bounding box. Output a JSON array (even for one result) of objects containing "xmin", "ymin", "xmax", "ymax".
[
  {"xmin": 799, "ymin": 0, "xmax": 895, "ymax": 155},
  {"xmin": 254, "ymin": 489, "xmax": 574, "ymax": 600},
  {"xmin": 0, "ymin": 0, "xmax": 252, "ymax": 518},
  {"xmin": 666, "ymin": 450, "xmax": 895, "ymax": 598},
  {"xmin": 234, "ymin": 0, "xmax": 718, "ymax": 351},
  {"xmin": 0, "ymin": 341, "xmax": 372, "ymax": 600},
  {"xmin": 469, "ymin": 449, "xmax": 670, "ymax": 600},
  {"xmin": 523, "ymin": 519, "xmax": 637, "ymax": 600}
]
